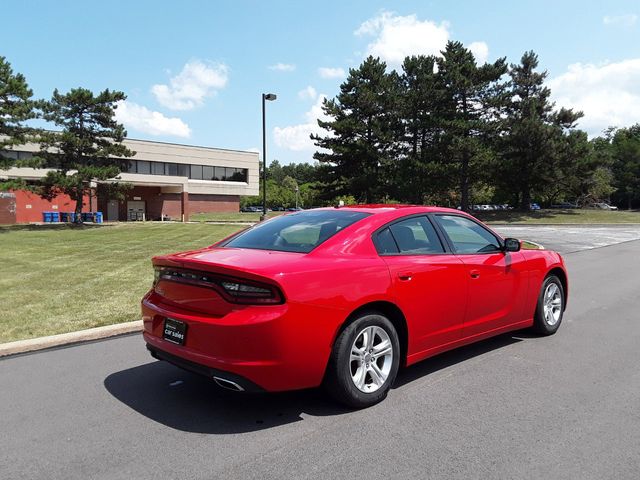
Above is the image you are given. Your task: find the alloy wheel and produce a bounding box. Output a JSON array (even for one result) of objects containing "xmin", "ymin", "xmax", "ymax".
[
  {"xmin": 349, "ymin": 325, "xmax": 394, "ymax": 393},
  {"xmin": 543, "ymin": 282, "xmax": 562, "ymax": 326}
]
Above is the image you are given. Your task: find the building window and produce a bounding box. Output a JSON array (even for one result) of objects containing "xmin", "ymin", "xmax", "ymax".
[
  {"xmin": 166, "ymin": 163, "xmax": 178, "ymax": 176},
  {"xmin": 137, "ymin": 160, "xmax": 151, "ymax": 174},
  {"xmin": 177, "ymin": 164, "xmax": 189, "ymax": 177},
  {"xmin": 190, "ymin": 164, "xmax": 203, "ymax": 180},
  {"xmin": 214, "ymin": 166, "xmax": 225, "ymax": 180},
  {"xmin": 152, "ymin": 162, "xmax": 165, "ymax": 175},
  {"xmin": 227, "ymin": 168, "xmax": 247, "ymax": 182},
  {"xmin": 1, "ymin": 150, "xmax": 19, "ymax": 160},
  {"xmin": 119, "ymin": 159, "xmax": 247, "ymax": 183}
]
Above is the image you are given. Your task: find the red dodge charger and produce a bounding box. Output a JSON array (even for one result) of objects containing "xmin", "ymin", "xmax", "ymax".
[{"xmin": 142, "ymin": 205, "xmax": 568, "ymax": 407}]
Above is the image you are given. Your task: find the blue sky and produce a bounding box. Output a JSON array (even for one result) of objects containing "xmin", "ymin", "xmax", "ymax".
[{"xmin": 4, "ymin": 0, "xmax": 640, "ymax": 164}]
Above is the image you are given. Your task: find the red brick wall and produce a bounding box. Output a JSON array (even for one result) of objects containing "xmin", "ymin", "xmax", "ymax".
[
  {"xmin": 0, "ymin": 193, "xmax": 16, "ymax": 224},
  {"xmin": 13, "ymin": 189, "xmax": 91, "ymax": 223},
  {"xmin": 189, "ymin": 194, "xmax": 240, "ymax": 213},
  {"xmin": 96, "ymin": 188, "xmax": 240, "ymax": 221}
]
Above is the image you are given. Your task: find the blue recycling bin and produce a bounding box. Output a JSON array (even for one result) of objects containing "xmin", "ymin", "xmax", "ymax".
[
  {"xmin": 68, "ymin": 212, "xmax": 76, "ymax": 223},
  {"xmin": 50, "ymin": 212, "xmax": 60, "ymax": 222},
  {"xmin": 60, "ymin": 212, "xmax": 69, "ymax": 222},
  {"xmin": 43, "ymin": 212, "xmax": 52, "ymax": 223},
  {"xmin": 94, "ymin": 212, "xmax": 103, "ymax": 223}
]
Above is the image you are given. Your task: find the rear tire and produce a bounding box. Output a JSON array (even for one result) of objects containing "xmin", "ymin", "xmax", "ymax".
[
  {"xmin": 532, "ymin": 275, "xmax": 565, "ymax": 336},
  {"xmin": 325, "ymin": 311, "xmax": 400, "ymax": 408}
]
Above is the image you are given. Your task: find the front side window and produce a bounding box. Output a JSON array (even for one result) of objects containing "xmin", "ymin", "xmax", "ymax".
[
  {"xmin": 223, "ymin": 210, "xmax": 371, "ymax": 253},
  {"xmin": 435, "ymin": 215, "xmax": 501, "ymax": 254}
]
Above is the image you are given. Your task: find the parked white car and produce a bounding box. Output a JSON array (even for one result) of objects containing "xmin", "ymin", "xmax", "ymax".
[{"xmin": 593, "ymin": 203, "xmax": 618, "ymax": 211}]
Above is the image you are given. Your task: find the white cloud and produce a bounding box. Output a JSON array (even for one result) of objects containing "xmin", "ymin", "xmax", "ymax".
[
  {"xmin": 114, "ymin": 101, "xmax": 191, "ymax": 138},
  {"xmin": 468, "ymin": 41, "xmax": 489, "ymax": 64},
  {"xmin": 548, "ymin": 59, "xmax": 640, "ymax": 135},
  {"xmin": 603, "ymin": 14, "xmax": 637, "ymax": 27},
  {"xmin": 151, "ymin": 60, "xmax": 228, "ymax": 111},
  {"xmin": 269, "ymin": 63, "xmax": 296, "ymax": 72},
  {"xmin": 355, "ymin": 11, "xmax": 450, "ymax": 67},
  {"xmin": 318, "ymin": 67, "xmax": 346, "ymax": 79},
  {"xmin": 298, "ymin": 85, "xmax": 318, "ymax": 100},
  {"xmin": 273, "ymin": 94, "xmax": 330, "ymax": 151}
]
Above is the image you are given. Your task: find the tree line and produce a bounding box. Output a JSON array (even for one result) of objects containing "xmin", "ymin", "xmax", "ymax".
[
  {"xmin": 3, "ymin": 46, "xmax": 640, "ymax": 214},
  {"xmin": 309, "ymin": 42, "xmax": 640, "ymax": 210}
]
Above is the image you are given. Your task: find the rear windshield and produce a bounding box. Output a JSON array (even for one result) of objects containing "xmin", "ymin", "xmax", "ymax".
[{"xmin": 222, "ymin": 210, "xmax": 371, "ymax": 253}]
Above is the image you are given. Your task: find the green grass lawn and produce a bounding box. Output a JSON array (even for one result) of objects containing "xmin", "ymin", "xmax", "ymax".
[
  {"xmin": 2, "ymin": 208, "xmax": 638, "ymax": 343},
  {"xmin": 0, "ymin": 222, "xmax": 243, "ymax": 343},
  {"xmin": 477, "ymin": 209, "xmax": 640, "ymax": 224},
  {"xmin": 190, "ymin": 209, "xmax": 640, "ymax": 225},
  {"xmin": 190, "ymin": 211, "xmax": 283, "ymax": 222}
]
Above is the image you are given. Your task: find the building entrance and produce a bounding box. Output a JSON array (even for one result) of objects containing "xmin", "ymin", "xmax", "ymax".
[{"xmin": 127, "ymin": 200, "xmax": 146, "ymax": 221}]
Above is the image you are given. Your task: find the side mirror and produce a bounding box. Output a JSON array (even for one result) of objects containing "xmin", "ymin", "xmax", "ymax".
[{"xmin": 503, "ymin": 238, "xmax": 521, "ymax": 252}]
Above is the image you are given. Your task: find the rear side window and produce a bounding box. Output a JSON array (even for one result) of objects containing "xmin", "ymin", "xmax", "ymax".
[
  {"xmin": 223, "ymin": 210, "xmax": 370, "ymax": 253},
  {"xmin": 375, "ymin": 216, "xmax": 445, "ymax": 255},
  {"xmin": 375, "ymin": 228, "xmax": 399, "ymax": 254}
]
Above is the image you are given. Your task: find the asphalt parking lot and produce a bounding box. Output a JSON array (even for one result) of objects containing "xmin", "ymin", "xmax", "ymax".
[
  {"xmin": 1, "ymin": 226, "xmax": 639, "ymax": 479},
  {"xmin": 494, "ymin": 224, "xmax": 640, "ymax": 253}
]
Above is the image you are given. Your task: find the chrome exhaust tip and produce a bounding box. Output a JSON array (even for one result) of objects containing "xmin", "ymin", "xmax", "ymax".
[{"xmin": 213, "ymin": 376, "xmax": 245, "ymax": 392}]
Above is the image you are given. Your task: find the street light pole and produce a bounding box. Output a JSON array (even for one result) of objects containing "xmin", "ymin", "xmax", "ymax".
[{"xmin": 261, "ymin": 93, "xmax": 277, "ymax": 221}]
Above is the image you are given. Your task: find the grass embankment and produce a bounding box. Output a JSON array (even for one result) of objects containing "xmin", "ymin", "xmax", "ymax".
[
  {"xmin": 190, "ymin": 211, "xmax": 283, "ymax": 222},
  {"xmin": 0, "ymin": 222, "xmax": 242, "ymax": 343},
  {"xmin": 190, "ymin": 209, "xmax": 640, "ymax": 225},
  {"xmin": 473, "ymin": 209, "xmax": 640, "ymax": 224}
]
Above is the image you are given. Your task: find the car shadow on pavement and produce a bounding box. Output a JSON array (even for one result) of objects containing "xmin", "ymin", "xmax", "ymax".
[
  {"xmin": 393, "ymin": 333, "xmax": 522, "ymax": 388},
  {"xmin": 104, "ymin": 333, "xmax": 522, "ymax": 434}
]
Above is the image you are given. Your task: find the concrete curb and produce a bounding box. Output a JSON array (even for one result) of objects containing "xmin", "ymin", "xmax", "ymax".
[{"xmin": 0, "ymin": 320, "xmax": 143, "ymax": 358}]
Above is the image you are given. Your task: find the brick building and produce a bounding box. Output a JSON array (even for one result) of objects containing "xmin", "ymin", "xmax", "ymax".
[{"xmin": 0, "ymin": 137, "xmax": 259, "ymax": 224}]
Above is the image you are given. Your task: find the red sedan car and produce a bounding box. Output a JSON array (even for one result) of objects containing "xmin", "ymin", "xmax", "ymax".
[{"xmin": 142, "ymin": 205, "xmax": 567, "ymax": 408}]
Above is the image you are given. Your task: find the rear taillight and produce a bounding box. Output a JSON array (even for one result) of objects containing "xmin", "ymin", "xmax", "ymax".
[{"xmin": 153, "ymin": 266, "xmax": 283, "ymax": 305}]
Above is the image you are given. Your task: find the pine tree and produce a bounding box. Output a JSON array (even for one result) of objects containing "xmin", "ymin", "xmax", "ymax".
[
  {"xmin": 609, "ymin": 125, "xmax": 640, "ymax": 209},
  {"xmin": 397, "ymin": 55, "xmax": 446, "ymax": 204},
  {"xmin": 37, "ymin": 88, "xmax": 135, "ymax": 220},
  {"xmin": 498, "ymin": 51, "xmax": 582, "ymax": 209},
  {"xmin": 312, "ymin": 57, "xmax": 401, "ymax": 203},
  {"xmin": 0, "ymin": 56, "xmax": 36, "ymax": 188},
  {"xmin": 437, "ymin": 41, "xmax": 507, "ymax": 211}
]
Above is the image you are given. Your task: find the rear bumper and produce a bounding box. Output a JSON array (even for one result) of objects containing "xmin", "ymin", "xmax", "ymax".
[
  {"xmin": 146, "ymin": 343, "xmax": 264, "ymax": 392},
  {"xmin": 141, "ymin": 291, "xmax": 346, "ymax": 392}
]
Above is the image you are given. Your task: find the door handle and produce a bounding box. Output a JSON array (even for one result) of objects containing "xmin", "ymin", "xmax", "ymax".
[
  {"xmin": 398, "ymin": 272, "xmax": 413, "ymax": 281},
  {"xmin": 470, "ymin": 269, "xmax": 480, "ymax": 279}
]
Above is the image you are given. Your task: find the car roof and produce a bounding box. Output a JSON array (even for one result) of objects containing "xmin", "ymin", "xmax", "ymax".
[{"xmin": 312, "ymin": 204, "xmax": 463, "ymax": 216}]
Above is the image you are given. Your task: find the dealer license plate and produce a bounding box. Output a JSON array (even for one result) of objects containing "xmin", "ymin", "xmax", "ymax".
[{"xmin": 163, "ymin": 318, "xmax": 187, "ymax": 345}]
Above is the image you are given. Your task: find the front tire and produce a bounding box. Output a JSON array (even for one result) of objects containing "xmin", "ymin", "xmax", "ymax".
[
  {"xmin": 532, "ymin": 275, "xmax": 565, "ymax": 335},
  {"xmin": 325, "ymin": 312, "xmax": 400, "ymax": 408}
]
